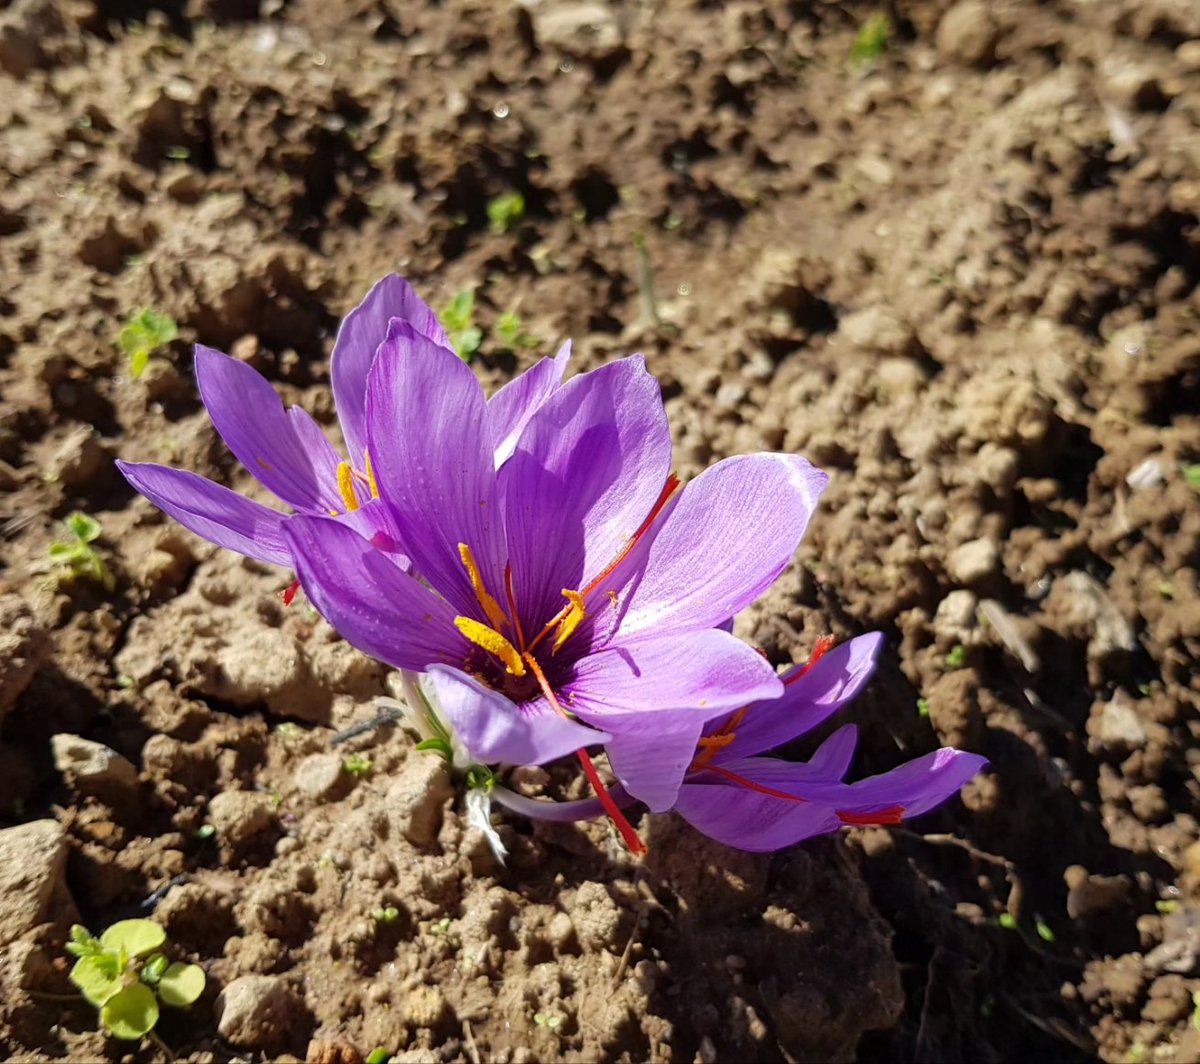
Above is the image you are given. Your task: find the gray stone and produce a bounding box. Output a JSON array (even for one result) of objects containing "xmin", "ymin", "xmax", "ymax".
[
  {"xmin": 290, "ymin": 753, "xmax": 347, "ymax": 803},
  {"xmin": 0, "ymin": 820, "xmax": 74, "ymax": 947},
  {"xmin": 215, "ymin": 974, "xmax": 308, "ymax": 1050},
  {"xmin": 51, "ymin": 734, "xmax": 138, "ymax": 796},
  {"xmin": 386, "ymin": 754, "xmax": 453, "ymax": 848},
  {"xmin": 528, "ymin": 1, "xmax": 623, "ymax": 60},
  {"xmin": 947, "ymin": 538, "xmax": 1000, "ymax": 587},
  {"xmin": 207, "ymin": 791, "xmax": 275, "ymax": 846},
  {"xmin": 936, "ymin": 2, "xmax": 1000, "ymax": 68}
]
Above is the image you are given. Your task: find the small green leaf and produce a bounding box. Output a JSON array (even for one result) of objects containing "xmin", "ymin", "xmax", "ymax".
[
  {"xmin": 487, "ymin": 191, "xmax": 525, "ymax": 234},
  {"xmin": 100, "ymin": 919, "xmax": 165, "ymax": 959},
  {"xmin": 118, "ymin": 308, "xmax": 178, "ymax": 378},
  {"xmin": 70, "ymin": 954, "xmax": 123, "ymax": 1007},
  {"xmin": 997, "ymin": 912, "xmax": 1017, "ymax": 931},
  {"xmin": 140, "ymin": 953, "xmax": 169, "ymax": 986},
  {"xmin": 849, "ymin": 12, "xmax": 891, "ymax": 66},
  {"xmin": 365, "ymin": 1049, "xmax": 391, "ymax": 1064},
  {"xmin": 945, "ymin": 645, "xmax": 967, "ymax": 670},
  {"xmin": 415, "ymin": 736, "xmax": 453, "ymax": 760},
  {"xmin": 916, "ymin": 697, "xmax": 930, "ymax": 718},
  {"xmin": 101, "ymin": 983, "xmax": 159, "ymax": 1040},
  {"xmin": 1156, "ymin": 899, "xmax": 1180, "ymax": 914},
  {"xmin": 1035, "ymin": 917, "xmax": 1055, "ymax": 943},
  {"xmin": 66, "ymin": 512, "xmax": 102, "ymax": 543},
  {"xmin": 157, "ymin": 962, "xmax": 205, "ymax": 1008},
  {"xmin": 343, "ymin": 753, "xmax": 372, "ymax": 776},
  {"xmin": 1184, "ymin": 464, "xmax": 1200, "ymax": 489}
]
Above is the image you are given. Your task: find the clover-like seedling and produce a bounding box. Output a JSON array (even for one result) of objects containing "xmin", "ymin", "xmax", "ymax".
[
  {"xmin": 440, "ymin": 289, "xmax": 483, "ymax": 361},
  {"xmin": 66, "ymin": 919, "xmax": 205, "ymax": 1041},
  {"xmin": 343, "ymin": 753, "xmax": 372, "ymax": 776},
  {"xmin": 495, "ymin": 310, "xmax": 539, "ymax": 352},
  {"xmin": 47, "ymin": 512, "xmax": 114, "ymax": 591},
  {"xmin": 371, "ymin": 906, "xmax": 401, "ymax": 925},
  {"xmin": 118, "ymin": 307, "xmax": 178, "ymax": 378},
  {"xmin": 533, "ymin": 1012, "xmax": 563, "ymax": 1031},
  {"xmin": 487, "ymin": 191, "xmax": 525, "ymax": 234},
  {"xmin": 944, "ymin": 644, "xmax": 967, "ymax": 670},
  {"xmin": 849, "ymin": 12, "xmax": 890, "ymax": 66}
]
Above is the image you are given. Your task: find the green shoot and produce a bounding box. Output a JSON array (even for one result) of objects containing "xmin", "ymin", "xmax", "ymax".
[
  {"xmin": 193, "ymin": 824, "xmax": 215, "ymax": 841},
  {"xmin": 118, "ymin": 308, "xmax": 178, "ymax": 378},
  {"xmin": 66, "ymin": 920, "xmax": 205, "ymax": 1041},
  {"xmin": 945, "ymin": 645, "xmax": 967, "ymax": 670},
  {"xmin": 1035, "ymin": 916, "xmax": 1055, "ymax": 943},
  {"xmin": 428, "ymin": 916, "xmax": 452, "ymax": 936},
  {"xmin": 534, "ymin": 1012, "xmax": 563, "ymax": 1031},
  {"xmin": 48, "ymin": 512, "xmax": 113, "ymax": 591},
  {"xmin": 343, "ymin": 753, "xmax": 372, "ymax": 776},
  {"xmin": 440, "ymin": 289, "xmax": 483, "ymax": 361},
  {"xmin": 371, "ymin": 906, "xmax": 401, "ymax": 924},
  {"xmin": 916, "ymin": 697, "xmax": 931, "ymax": 718},
  {"xmin": 1156, "ymin": 899, "xmax": 1180, "ymax": 914},
  {"xmin": 274, "ymin": 722, "xmax": 304, "ymax": 741},
  {"xmin": 487, "ymin": 191, "xmax": 525, "ymax": 234},
  {"xmin": 849, "ymin": 12, "xmax": 891, "ymax": 66},
  {"xmin": 997, "ymin": 912, "xmax": 1017, "ymax": 931},
  {"xmin": 1193, "ymin": 989, "xmax": 1200, "ymax": 1030},
  {"xmin": 1184, "ymin": 464, "xmax": 1200, "ymax": 490},
  {"xmin": 365, "ymin": 1051, "xmax": 391, "ymax": 1064},
  {"xmin": 495, "ymin": 310, "xmax": 540, "ymax": 351}
]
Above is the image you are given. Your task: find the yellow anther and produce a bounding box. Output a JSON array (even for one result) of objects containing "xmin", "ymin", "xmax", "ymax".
[
  {"xmin": 457, "ymin": 543, "xmax": 510, "ymax": 633},
  {"xmin": 552, "ymin": 588, "xmax": 587, "ymax": 652},
  {"xmin": 455, "ymin": 616, "xmax": 526, "ymax": 676},
  {"xmin": 336, "ymin": 460, "xmax": 360, "ymax": 512},
  {"xmin": 364, "ymin": 449, "xmax": 379, "ymax": 499},
  {"xmin": 697, "ymin": 732, "xmax": 736, "ymax": 752}
]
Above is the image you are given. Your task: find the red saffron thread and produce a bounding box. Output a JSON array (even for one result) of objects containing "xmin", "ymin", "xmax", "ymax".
[
  {"xmin": 836, "ymin": 805, "xmax": 905, "ymax": 826},
  {"xmin": 280, "ymin": 579, "xmax": 301, "ymax": 606}
]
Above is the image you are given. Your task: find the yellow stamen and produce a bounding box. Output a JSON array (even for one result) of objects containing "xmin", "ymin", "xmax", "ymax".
[
  {"xmin": 458, "ymin": 542, "xmax": 510, "ymax": 632},
  {"xmin": 364, "ymin": 449, "xmax": 379, "ymax": 499},
  {"xmin": 454, "ymin": 616, "xmax": 525, "ymax": 676},
  {"xmin": 552, "ymin": 588, "xmax": 587, "ymax": 652},
  {"xmin": 336, "ymin": 460, "xmax": 360, "ymax": 512}
]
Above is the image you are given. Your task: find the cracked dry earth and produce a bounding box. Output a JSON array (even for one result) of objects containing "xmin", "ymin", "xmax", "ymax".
[{"xmin": 1, "ymin": 0, "xmax": 1199, "ymax": 1061}]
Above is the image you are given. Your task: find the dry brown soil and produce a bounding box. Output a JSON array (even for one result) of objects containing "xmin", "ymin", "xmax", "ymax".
[{"xmin": 1, "ymin": 0, "xmax": 1199, "ymax": 1061}]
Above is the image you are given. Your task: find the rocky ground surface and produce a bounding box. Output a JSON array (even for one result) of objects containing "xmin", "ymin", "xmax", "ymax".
[{"xmin": 0, "ymin": 0, "xmax": 1198, "ymax": 1060}]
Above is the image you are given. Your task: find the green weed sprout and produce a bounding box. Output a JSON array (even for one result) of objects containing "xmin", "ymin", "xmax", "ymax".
[
  {"xmin": 849, "ymin": 12, "xmax": 891, "ymax": 66},
  {"xmin": 440, "ymin": 289, "xmax": 483, "ymax": 361},
  {"xmin": 534, "ymin": 1012, "xmax": 563, "ymax": 1031},
  {"xmin": 371, "ymin": 905, "xmax": 401, "ymax": 924},
  {"xmin": 365, "ymin": 1049, "xmax": 391, "ymax": 1064},
  {"xmin": 496, "ymin": 310, "xmax": 540, "ymax": 351},
  {"xmin": 343, "ymin": 753, "xmax": 372, "ymax": 776},
  {"xmin": 48, "ymin": 512, "xmax": 113, "ymax": 591},
  {"xmin": 1184, "ymin": 464, "xmax": 1200, "ymax": 490},
  {"xmin": 66, "ymin": 920, "xmax": 205, "ymax": 1041},
  {"xmin": 945, "ymin": 645, "xmax": 967, "ymax": 670},
  {"xmin": 118, "ymin": 308, "xmax": 178, "ymax": 378},
  {"xmin": 487, "ymin": 191, "xmax": 525, "ymax": 234}
]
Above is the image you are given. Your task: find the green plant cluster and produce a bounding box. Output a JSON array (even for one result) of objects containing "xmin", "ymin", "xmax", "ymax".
[
  {"xmin": 48, "ymin": 512, "xmax": 113, "ymax": 590},
  {"xmin": 118, "ymin": 308, "xmax": 178, "ymax": 378}
]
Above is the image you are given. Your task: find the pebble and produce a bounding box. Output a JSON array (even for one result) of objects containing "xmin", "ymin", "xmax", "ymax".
[
  {"xmin": 385, "ymin": 754, "xmax": 452, "ymax": 848},
  {"xmin": 1064, "ymin": 865, "xmax": 1132, "ymax": 920},
  {"xmin": 51, "ymin": 734, "xmax": 138, "ymax": 796},
  {"xmin": 290, "ymin": 753, "xmax": 346, "ymax": 803},
  {"xmin": 216, "ymin": 974, "xmax": 308, "ymax": 1049},
  {"xmin": 1090, "ymin": 691, "xmax": 1147, "ymax": 750},
  {"xmin": 208, "ymin": 791, "xmax": 275, "ymax": 846},
  {"xmin": 402, "ymin": 983, "xmax": 449, "ymax": 1029},
  {"xmin": 529, "ymin": 1, "xmax": 623, "ymax": 60},
  {"xmin": 936, "ymin": 1, "xmax": 1000, "ymax": 68},
  {"xmin": 946, "ymin": 537, "xmax": 1000, "ymax": 587},
  {"xmin": 839, "ymin": 305, "xmax": 917, "ymax": 357},
  {"xmin": 0, "ymin": 820, "xmax": 72, "ymax": 947},
  {"xmin": 933, "ymin": 590, "xmax": 978, "ymax": 644}
]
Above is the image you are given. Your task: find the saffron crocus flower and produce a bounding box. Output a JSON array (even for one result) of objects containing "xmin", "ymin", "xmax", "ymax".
[
  {"xmin": 283, "ymin": 319, "xmax": 827, "ymax": 849},
  {"xmin": 671, "ymin": 634, "xmax": 988, "ymax": 851},
  {"xmin": 116, "ymin": 274, "xmax": 571, "ymax": 570}
]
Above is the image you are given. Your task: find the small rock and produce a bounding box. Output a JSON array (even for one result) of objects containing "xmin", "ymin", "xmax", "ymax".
[
  {"xmin": 51, "ymin": 426, "xmax": 107, "ymax": 489},
  {"xmin": 875, "ymin": 356, "xmax": 928, "ymax": 395},
  {"xmin": 203, "ymin": 626, "xmax": 327, "ymax": 721},
  {"xmin": 403, "ymin": 983, "xmax": 449, "ymax": 1029},
  {"xmin": 529, "ymin": 1, "xmax": 623, "ymax": 60},
  {"xmin": 933, "ymin": 590, "xmax": 978, "ymax": 644},
  {"xmin": 1060, "ymin": 572, "xmax": 1137, "ymax": 663},
  {"xmin": 936, "ymin": 1, "xmax": 1000, "ymax": 68},
  {"xmin": 1126, "ymin": 457, "xmax": 1166, "ymax": 491},
  {"xmin": 385, "ymin": 754, "xmax": 453, "ymax": 848},
  {"xmin": 51, "ymin": 734, "xmax": 138, "ymax": 797},
  {"xmin": 839, "ymin": 306, "xmax": 918, "ymax": 357},
  {"xmin": 208, "ymin": 791, "xmax": 275, "ymax": 847},
  {"xmin": 946, "ymin": 538, "xmax": 1000, "ymax": 587},
  {"xmin": 547, "ymin": 911, "xmax": 577, "ymax": 951},
  {"xmin": 0, "ymin": 820, "xmax": 74, "ymax": 947},
  {"xmin": 1064, "ymin": 865, "xmax": 1132, "ymax": 920},
  {"xmin": 1089, "ymin": 691, "xmax": 1147, "ymax": 751},
  {"xmin": 0, "ymin": 596, "xmax": 49, "ymax": 727},
  {"xmin": 216, "ymin": 974, "xmax": 309, "ymax": 1051},
  {"xmin": 571, "ymin": 881, "xmax": 622, "ymax": 951},
  {"xmin": 290, "ymin": 753, "xmax": 347, "ymax": 803}
]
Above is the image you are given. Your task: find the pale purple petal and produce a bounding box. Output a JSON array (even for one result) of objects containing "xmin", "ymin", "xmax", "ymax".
[
  {"xmin": 489, "ymin": 341, "xmax": 571, "ymax": 467},
  {"xmin": 331, "ymin": 274, "xmax": 451, "ymax": 463},
  {"xmin": 117, "ymin": 460, "xmax": 289, "ymax": 566},
  {"xmin": 283, "ymin": 515, "xmax": 469, "ymax": 671},
  {"xmin": 673, "ymin": 781, "xmax": 841, "ymax": 852},
  {"xmin": 719, "ymin": 634, "xmax": 883, "ymax": 760},
  {"xmin": 826, "ymin": 748, "xmax": 989, "ymax": 819},
  {"xmin": 195, "ymin": 346, "xmax": 341, "ymax": 513},
  {"xmin": 564, "ymin": 629, "xmax": 783, "ymax": 811},
  {"xmin": 611, "ymin": 453, "xmax": 828, "ymax": 640},
  {"xmin": 366, "ymin": 321, "xmax": 507, "ymax": 618},
  {"xmin": 500, "ymin": 355, "xmax": 672, "ymax": 627},
  {"xmin": 425, "ymin": 665, "xmax": 609, "ymax": 766},
  {"xmin": 286, "ymin": 405, "xmax": 343, "ymax": 501}
]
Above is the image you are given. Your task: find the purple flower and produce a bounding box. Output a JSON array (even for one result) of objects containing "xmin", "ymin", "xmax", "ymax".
[
  {"xmin": 672, "ymin": 634, "xmax": 988, "ymax": 851},
  {"xmin": 116, "ymin": 274, "xmax": 571, "ymax": 571},
  {"xmin": 282, "ymin": 319, "xmax": 828, "ymax": 846}
]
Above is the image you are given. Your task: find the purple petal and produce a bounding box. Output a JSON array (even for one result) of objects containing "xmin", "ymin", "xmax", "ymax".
[
  {"xmin": 674, "ymin": 780, "xmax": 841, "ymax": 852},
  {"xmin": 828, "ymin": 748, "xmax": 989, "ymax": 820},
  {"xmin": 366, "ymin": 321, "xmax": 507, "ymax": 618},
  {"xmin": 611, "ymin": 453, "xmax": 829, "ymax": 640},
  {"xmin": 489, "ymin": 341, "xmax": 571, "ymax": 467},
  {"xmin": 499, "ymin": 355, "xmax": 672, "ymax": 628},
  {"xmin": 564, "ymin": 629, "xmax": 783, "ymax": 811},
  {"xmin": 195, "ymin": 346, "xmax": 342, "ymax": 513},
  {"xmin": 283, "ymin": 515, "xmax": 469, "ymax": 671},
  {"xmin": 117, "ymin": 461, "xmax": 289, "ymax": 566},
  {"xmin": 718, "ymin": 634, "xmax": 883, "ymax": 760},
  {"xmin": 425, "ymin": 665, "xmax": 609, "ymax": 766},
  {"xmin": 331, "ymin": 274, "xmax": 451, "ymax": 464}
]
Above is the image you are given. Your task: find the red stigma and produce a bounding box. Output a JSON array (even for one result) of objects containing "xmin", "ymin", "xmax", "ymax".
[
  {"xmin": 836, "ymin": 805, "xmax": 905, "ymax": 826},
  {"xmin": 784, "ymin": 635, "xmax": 836, "ymax": 686},
  {"xmin": 700, "ymin": 763, "xmax": 809, "ymax": 803},
  {"xmin": 280, "ymin": 578, "xmax": 301, "ymax": 606}
]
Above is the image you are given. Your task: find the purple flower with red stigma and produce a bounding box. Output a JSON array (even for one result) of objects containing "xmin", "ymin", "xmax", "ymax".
[
  {"xmin": 670, "ymin": 634, "xmax": 988, "ymax": 851},
  {"xmin": 116, "ymin": 274, "xmax": 570, "ymax": 577},
  {"xmin": 281, "ymin": 312, "xmax": 829, "ymax": 851}
]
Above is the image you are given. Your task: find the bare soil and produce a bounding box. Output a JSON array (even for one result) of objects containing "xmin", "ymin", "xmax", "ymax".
[{"xmin": 1, "ymin": 0, "xmax": 1199, "ymax": 1061}]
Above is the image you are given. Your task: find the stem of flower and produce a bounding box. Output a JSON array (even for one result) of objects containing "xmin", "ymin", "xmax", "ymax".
[{"xmin": 491, "ymin": 785, "xmax": 627, "ymax": 823}]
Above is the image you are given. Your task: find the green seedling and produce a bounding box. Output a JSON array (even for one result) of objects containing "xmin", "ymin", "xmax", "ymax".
[
  {"xmin": 1035, "ymin": 916, "xmax": 1055, "ymax": 943},
  {"xmin": 274, "ymin": 722, "xmax": 304, "ymax": 741},
  {"xmin": 66, "ymin": 920, "xmax": 205, "ymax": 1041},
  {"xmin": 365, "ymin": 1050, "xmax": 391, "ymax": 1064},
  {"xmin": 849, "ymin": 12, "xmax": 891, "ymax": 66},
  {"xmin": 343, "ymin": 753, "xmax": 372, "ymax": 776},
  {"xmin": 1156, "ymin": 899, "xmax": 1180, "ymax": 914},
  {"xmin": 193, "ymin": 823, "xmax": 215, "ymax": 841},
  {"xmin": 48, "ymin": 512, "xmax": 113, "ymax": 591},
  {"xmin": 997, "ymin": 912, "xmax": 1017, "ymax": 931},
  {"xmin": 945, "ymin": 645, "xmax": 967, "ymax": 670},
  {"xmin": 118, "ymin": 308, "xmax": 178, "ymax": 378},
  {"xmin": 441, "ymin": 289, "xmax": 483, "ymax": 361},
  {"xmin": 487, "ymin": 191, "xmax": 525, "ymax": 234},
  {"xmin": 1193, "ymin": 989, "xmax": 1200, "ymax": 1030},
  {"xmin": 495, "ymin": 310, "xmax": 539, "ymax": 351},
  {"xmin": 428, "ymin": 916, "xmax": 452, "ymax": 936},
  {"xmin": 534, "ymin": 1012, "xmax": 563, "ymax": 1031},
  {"xmin": 1185, "ymin": 464, "xmax": 1200, "ymax": 490},
  {"xmin": 371, "ymin": 906, "xmax": 401, "ymax": 924},
  {"xmin": 916, "ymin": 697, "xmax": 931, "ymax": 718}
]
